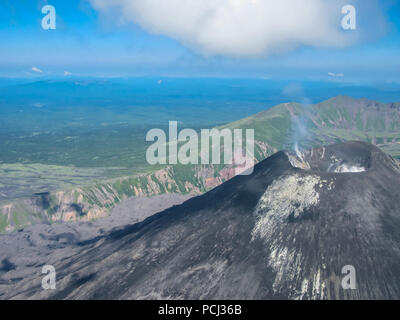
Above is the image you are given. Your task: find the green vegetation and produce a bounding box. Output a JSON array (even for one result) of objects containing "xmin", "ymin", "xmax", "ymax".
[
  {"xmin": 225, "ymin": 96, "xmax": 400, "ymax": 159},
  {"xmin": 2, "ymin": 96, "xmax": 400, "ymax": 232}
]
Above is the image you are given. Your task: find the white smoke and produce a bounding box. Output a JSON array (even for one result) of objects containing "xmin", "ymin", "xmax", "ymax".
[{"xmin": 89, "ymin": 0, "xmax": 356, "ymax": 57}]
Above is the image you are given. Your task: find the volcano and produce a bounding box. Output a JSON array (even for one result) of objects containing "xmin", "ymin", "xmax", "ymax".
[{"xmin": 1, "ymin": 141, "xmax": 400, "ymax": 300}]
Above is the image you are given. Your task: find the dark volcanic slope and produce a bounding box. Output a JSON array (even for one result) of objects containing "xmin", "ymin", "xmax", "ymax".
[{"xmin": 2, "ymin": 141, "xmax": 400, "ymax": 300}]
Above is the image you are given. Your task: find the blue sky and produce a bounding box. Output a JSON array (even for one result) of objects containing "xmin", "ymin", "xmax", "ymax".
[{"xmin": 0, "ymin": 0, "xmax": 399, "ymax": 82}]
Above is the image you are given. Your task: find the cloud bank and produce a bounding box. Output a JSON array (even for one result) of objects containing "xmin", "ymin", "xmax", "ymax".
[
  {"xmin": 328, "ymin": 72, "xmax": 344, "ymax": 77},
  {"xmin": 31, "ymin": 66, "xmax": 43, "ymax": 73},
  {"xmin": 90, "ymin": 0, "xmax": 362, "ymax": 57}
]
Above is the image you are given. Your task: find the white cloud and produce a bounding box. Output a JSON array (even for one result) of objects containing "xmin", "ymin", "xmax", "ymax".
[
  {"xmin": 32, "ymin": 66, "xmax": 43, "ymax": 73},
  {"xmin": 64, "ymin": 71, "xmax": 72, "ymax": 76},
  {"xmin": 328, "ymin": 72, "xmax": 344, "ymax": 77},
  {"xmin": 90, "ymin": 0, "xmax": 357, "ymax": 57}
]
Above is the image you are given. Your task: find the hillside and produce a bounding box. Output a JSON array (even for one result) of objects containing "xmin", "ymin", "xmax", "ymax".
[
  {"xmin": 2, "ymin": 96, "xmax": 400, "ymax": 232},
  {"xmin": 224, "ymin": 96, "xmax": 400, "ymax": 158},
  {"xmin": 2, "ymin": 141, "xmax": 400, "ymax": 299}
]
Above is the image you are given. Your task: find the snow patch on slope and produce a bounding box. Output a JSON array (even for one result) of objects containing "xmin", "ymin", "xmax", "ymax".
[
  {"xmin": 252, "ymin": 174, "xmax": 320, "ymax": 239},
  {"xmin": 252, "ymin": 174, "xmax": 326, "ymax": 299},
  {"xmin": 332, "ymin": 164, "xmax": 366, "ymax": 173}
]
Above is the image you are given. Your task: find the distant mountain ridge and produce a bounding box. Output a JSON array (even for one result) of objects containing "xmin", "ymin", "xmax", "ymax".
[
  {"xmin": 2, "ymin": 96, "xmax": 400, "ymax": 232},
  {"xmin": 224, "ymin": 96, "xmax": 400, "ymax": 158}
]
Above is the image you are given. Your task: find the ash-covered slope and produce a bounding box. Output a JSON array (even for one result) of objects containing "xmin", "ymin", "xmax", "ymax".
[{"xmin": 2, "ymin": 141, "xmax": 400, "ymax": 300}]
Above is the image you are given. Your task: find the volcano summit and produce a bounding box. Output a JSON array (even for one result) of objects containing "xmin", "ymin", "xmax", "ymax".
[{"xmin": 1, "ymin": 141, "xmax": 400, "ymax": 300}]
